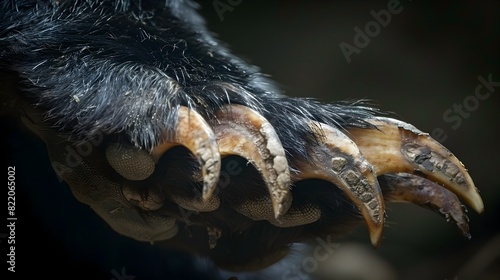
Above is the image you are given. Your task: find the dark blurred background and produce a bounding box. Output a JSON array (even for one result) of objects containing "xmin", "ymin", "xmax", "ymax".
[
  {"xmin": 200, "ymin": 1, "xmax": 500, "ymax": 279},
  {"xmin": 2, "ymin": 0, "xmax": 499, "ymax": 279}
]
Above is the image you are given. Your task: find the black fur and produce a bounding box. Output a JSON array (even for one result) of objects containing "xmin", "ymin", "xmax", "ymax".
[
  {"xmin": 0, "ymin": 0, "xmax": 384, "ymax": 275},
  {"xmin": 0, "ymin": 0, "xmax": 378, "ymax": 155}
]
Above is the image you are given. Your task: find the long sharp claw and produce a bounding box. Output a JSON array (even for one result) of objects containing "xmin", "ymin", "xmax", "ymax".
[
  {"xmin": 348, "ymin": 117, "xmax": 484, "ymax": 214},
  {"xmin": 293, "ymin": 122, "xmax": 385, "ymax": 247},
  {"xmin": 379, "ymin": 173, "xmax": 471, "ymax": 238},
  {"xmin": 151, "ymin": 106, "xmax": 221, "ymax": 201},
  {"xmin": 212, "ymin": 105, "xmax": 292, "ymax": 218}
]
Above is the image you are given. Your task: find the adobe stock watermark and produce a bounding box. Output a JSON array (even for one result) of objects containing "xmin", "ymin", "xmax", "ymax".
[
  {"xmin": 178, "ymin": 158, "xmax": 243, "ymax": 224},
  {"xmin": 282, "ymin": 236, "xmax": 341, "ymax": 280},
  {"xmin": 431, "ymin": 73, "xmax": 499, "ymax": 143},
  {"xmin": 339, "ymin": 0, "xmax": 410, "ymax": 64},
  {"xmin": 51, "ymin": 131, "xmax": 104, "ymax": 183},
  {"xmin": 213, "ymin": 0, "xmax": 243, "ymax": 22}
]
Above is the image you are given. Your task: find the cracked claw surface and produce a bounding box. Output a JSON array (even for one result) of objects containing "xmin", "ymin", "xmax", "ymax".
[
  {"xmin": 151, "ymin": 106, "xmax": 221, "ymax": 201},
  {"xmin": 112, "ymin": 108, "xmax": 482, "ymax": 250},
  {"xmin": 2, "ymin": 0, "xmax": 488, "ymax": 274},
  {"xmin": 379, "ymin": 174, "xmax": 471, "ymax": 238},
  {"xmin": 347, "ymin": 117, "xmax": 484, "ymax": 214},
  {"xmin": 293, "ymin": 121, "xmax": 385, "ymax": 247},
  {"xmin": 211, "ymin": 105, "xmax": 292, "ymax": 218},
  {"xmin": 24, "ymin": 103, "xmax": 483, "ymax": 270}
]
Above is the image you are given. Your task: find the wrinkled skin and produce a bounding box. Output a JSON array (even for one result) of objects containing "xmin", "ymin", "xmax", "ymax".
[{"xmin": 0, "ymin": 0, "xmax": 484, "ymax": 274}]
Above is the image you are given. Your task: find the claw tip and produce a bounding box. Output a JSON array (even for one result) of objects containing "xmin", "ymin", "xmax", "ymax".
[
  {"xmin": 368, "ymin": 223, "xmax": 384, "ymax": 248},
  {"xmin": 202, "ymin": 180, "xmax": 215, "ymax": 201},
  {"xmin": 468, "ymin": 193, "xmax": 484, "ymax": 214},
  {"xmin": 273, "ymin": 202, "xmax": 285, "ymax": 220}
]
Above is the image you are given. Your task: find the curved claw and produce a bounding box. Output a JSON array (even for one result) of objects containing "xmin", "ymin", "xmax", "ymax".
[
  {"xmin": 212, "ymin": 105, "xmax": 292, "ymax": 218},
  {"xmin": 293, "ymin": 122, "xmax": 385, "ymax": 247},
  {"xmin": 347, "ymin": 117, "xmax": 484, "ymax": 214},
  {"xmin": 379, "ymin": 173, "xmax": 471, "ymax": 238},
  {"xmin": 151, "ymin": 106, "xmax": 221, "ymax": 201}
]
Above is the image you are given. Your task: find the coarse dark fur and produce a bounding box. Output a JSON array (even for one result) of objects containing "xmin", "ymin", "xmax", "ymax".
[
  {"xmin": 0, "ymin": 0, "xmax": 385, "ymax": 275},
  {"xmin": 0, "ymin": 0, "xmax": 378, "ymax": 152}
]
